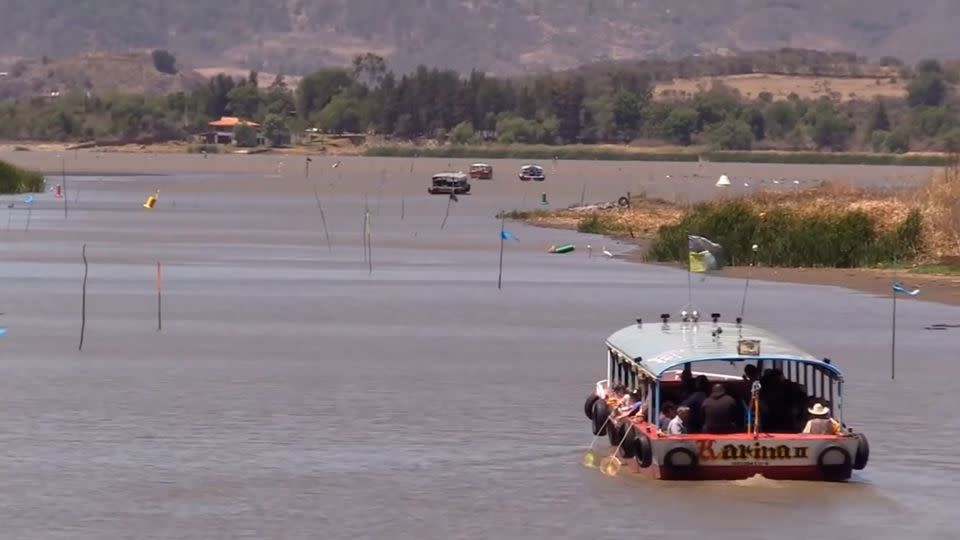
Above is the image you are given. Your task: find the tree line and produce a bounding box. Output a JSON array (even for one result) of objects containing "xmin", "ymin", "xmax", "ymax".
[{"xmin": 1, "ymin": 51, "xmax": 959, "ymax": 153}]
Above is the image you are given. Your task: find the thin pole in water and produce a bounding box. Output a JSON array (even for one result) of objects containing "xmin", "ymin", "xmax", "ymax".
[
  {"xmin": 79, "ymin": 244, "xmax": 88, "ymax": 350},
  {"xmin": 313, "ymin": 185, "xmax": 332, "ymax": 253},
  {"xmin": 891, "ymin": 284, "xmax": 897, "ymax": 380},
  {"xmin": 156, "ymin": 261, "xmax": 162, "ymax": 332},
  {"xmin": 497, "ymin": 212, "xmax": 505, "ymax": 290},
  {"xmin": 62, "ymin": 156, "xmax": 68, "ymax": 219},
  {"xmin": 401, "ymin": 193, "xmax": 405, "ymax": 221}
]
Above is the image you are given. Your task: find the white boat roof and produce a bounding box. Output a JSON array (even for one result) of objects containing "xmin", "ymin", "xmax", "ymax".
[
  {"xmin": 432, "ymin": 172, "xmax": 468, "ymax": 178},
  {"xmin": 605, "ymin": 320, "xmax": 841, "ymax": 379},
  {"xmin": 471, "ymin": 163, "xmax": 491, "ymax": 167}
]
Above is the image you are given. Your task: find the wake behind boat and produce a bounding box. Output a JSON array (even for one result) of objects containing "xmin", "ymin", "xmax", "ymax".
[{"xmin": 583, "ymin": 312, "xmax": 869, "ymax": 481}]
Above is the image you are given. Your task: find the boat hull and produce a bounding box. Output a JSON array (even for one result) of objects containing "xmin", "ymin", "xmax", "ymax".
[{"xmin": 595, "ymin": 420, "xmax": 866, "ymax": 482}]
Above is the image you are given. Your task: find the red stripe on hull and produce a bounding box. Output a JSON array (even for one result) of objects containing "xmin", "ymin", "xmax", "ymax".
[{"xmin": 622, "ymin": 464, "xmax": 848, "ymax": 481}]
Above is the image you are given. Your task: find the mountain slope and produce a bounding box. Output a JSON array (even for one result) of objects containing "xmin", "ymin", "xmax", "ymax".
[{"xmin": 1, "ymin": 1, "xmax": 959, "ymax": 75}]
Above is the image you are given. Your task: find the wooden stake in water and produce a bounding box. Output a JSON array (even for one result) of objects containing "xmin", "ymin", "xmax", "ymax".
[
  {"xmin": 79, "ymin": 244, "xmax": 88, "ymax": 351},
  {"xmin": 62, "ymin": 156, "xmax": 68, "ymax": 219},
  {"xmin": 401, "ymin": 193, "xmax": 405, "ymax": 221},
  {"xmin": 313, "ymin": 185, "xmax": 332, "ymax": 253},
  {"xmin": 156, "ymin": 261, "xmax": 163, "ymax": 332}
]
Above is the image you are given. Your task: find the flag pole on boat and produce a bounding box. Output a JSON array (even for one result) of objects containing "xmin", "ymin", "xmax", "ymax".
[{"xmin": 739, "ymin": 244, "xmax": 759, "ymax": 319}]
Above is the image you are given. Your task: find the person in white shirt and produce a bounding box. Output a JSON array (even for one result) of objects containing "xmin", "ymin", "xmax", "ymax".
[{"xmin": 667, "ymin": 406, "xmax": 690, "ymax": 435}]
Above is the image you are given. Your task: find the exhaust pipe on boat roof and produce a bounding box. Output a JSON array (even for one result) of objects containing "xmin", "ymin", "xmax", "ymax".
[
  {"xmin": 711, "ymin": 313, "xmax": 721, "ymax": 323},
  {"xmin": 635, "ymin": 318, "xmax": 642, "ymax": 327},
  {"xmin": 660, "ymin": 313, "xmax": 670, "ymax": 323},
  {"xmin": 735, "ymin": 316, "xmax": 743, "ymax": 325}
]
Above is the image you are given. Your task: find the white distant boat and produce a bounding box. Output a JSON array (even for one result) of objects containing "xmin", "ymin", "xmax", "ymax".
[{"xmin": 715, "ymin": 174, "xmax": 731, "ymax": 187}]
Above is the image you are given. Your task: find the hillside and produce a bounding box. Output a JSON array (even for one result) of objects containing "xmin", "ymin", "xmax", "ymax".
[
  {"xmin": 0, "ymin": 52, "xmax": 205, "ymax": 100},
  {"xmin": 0, "ymin": 1, "xmax": 959, "ymax": 75}
]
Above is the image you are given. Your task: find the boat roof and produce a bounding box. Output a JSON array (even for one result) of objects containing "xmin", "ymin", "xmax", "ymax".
[
  {"xmin": 432, "ymin": 172, "xmax": 468, "ymax": 178},
  {"xmin": 521, "ymin": 164, "xmax": 543, "ymax": 169},
  {"xmin": 605, "ymin": 320, "xmax": 841, "ymax": 379},
  {"xmin": 471, "ymin": 163, "xmax": 491, "ymax": 167}
]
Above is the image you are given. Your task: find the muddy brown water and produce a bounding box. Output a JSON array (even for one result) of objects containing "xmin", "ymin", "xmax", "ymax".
[{"xmin": 0, "ymin": 151, "xmax": 957, "ymax": 539}]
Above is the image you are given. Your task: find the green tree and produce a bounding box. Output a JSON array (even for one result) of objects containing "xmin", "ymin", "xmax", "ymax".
[
  {"xmin": 151, "ymin": 50, "xmax": 177, "ymax": 74},
  {"xmin": 764, "ymin": 101, "xmax": 798, "ymax": 139},
  {"xmin": 297, "ymin": 69, "xmax": 354, "ymax": 120},
  {"xmin": 352, "ymin": 53, "xmax": 387, "ymax": 88},
  {"xmin": 910, "ymin": 106, "xmax": 952, "ymax": 137},
  {"xmin": 611, "ymin": 91, "xmax": 641, "ymax": 136},
  {"xmin": 940, "ymin": 127, "xmax": 960, "ymax": 153},
  {"xmin": 662, "ymin": 106, "xmax": 698, "ymax": 145},
  {"xmin": 449, "ymin": 120, "xmax": 475, "ymax": 144},
  {"xmin": 226, "ymin": 82, "xmax": 263, "ymax": 119},
  {"xmin": 907, "ymin": 71, "xmax": 947, "ymax": 108},
  {"xmin": 867, "ymin": 99, "xmax": 890, "ymax": 133},
  {"xmin": 870, "ymin": 130, "xmax": 890, "ymax": 153},
  {"xmin": 205, "ymin": 74, "xmax": 236, "ymax": 118},
  {"xmin": 262, "ymin": 114, "xmax": 290, "ymax": 146},
  {"xmin": 885, "ymin": 129, "xmax": 910, "ymax": 153},
  {"xmin": 315, "ymin": 94, "xmax": 363, "ymax": 133},
  {"xmin": 233, "ymin": 123, "xmax": 258, "ymax": 147},
  {"xmin": 705, "ymin": 118, "xmax": 754, "ymax": 150},
  {"xmin": 805, "ymin": 101, "xmax": 854, "ymax": 150}
]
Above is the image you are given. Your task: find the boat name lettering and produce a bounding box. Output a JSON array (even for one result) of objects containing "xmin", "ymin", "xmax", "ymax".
[{"xmin": 696, "ymin": 440, "xmax": 808, "ymax": 461}]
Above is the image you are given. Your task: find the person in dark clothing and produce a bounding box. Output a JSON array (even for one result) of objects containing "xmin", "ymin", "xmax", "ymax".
[
  {"xmin": 680, "ymin": 375, "xmax": 710, "ymax": 433},
  {"xmin": 701, "ymin": 383, "xmax": 740, "ymax": 434}
]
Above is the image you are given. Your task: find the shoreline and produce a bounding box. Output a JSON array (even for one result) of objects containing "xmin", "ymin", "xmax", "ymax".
[
  {"xmin": 1, "ymin": 141, "xmax": 951, "ymax": 167},
  {"xmin": 614, "ymin": 237, "xmax": 960, "ymax": 307}
]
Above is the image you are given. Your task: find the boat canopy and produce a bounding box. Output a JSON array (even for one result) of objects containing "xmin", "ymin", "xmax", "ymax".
[{"xmin": 605, "ymin": 320, "xmax": 842, "ymax": 380}]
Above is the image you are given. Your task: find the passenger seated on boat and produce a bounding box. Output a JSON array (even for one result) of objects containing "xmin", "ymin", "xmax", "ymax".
[
  {"xmin": 614, "ymin": 393, "xmax": 645, "ymax": 422},
  {"xmin": 742, "ymin": 364, "xmax": 759, "ymax": 382},
  {"xmin": 802, "ymin": 403, "xmax": 844, "ymax": 435},
  {"xmin": 667, "ymin": 406, "xmax": 690, "ymax": 435},
  {"xmin": 658, "ymin": 401, "xmax": 677, "ymax": 431},
  {"xmin": 701, "ymin": 383, "xmax": 740, "ymax": 434},
  {"xmin": 680, "ymin": 375, "xmax": 710, "ymax": 433}
]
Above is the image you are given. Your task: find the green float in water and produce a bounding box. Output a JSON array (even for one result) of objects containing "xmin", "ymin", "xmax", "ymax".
[{"xmin": 548, "ymin": 244, "xmax": 575, "ymax": 254}]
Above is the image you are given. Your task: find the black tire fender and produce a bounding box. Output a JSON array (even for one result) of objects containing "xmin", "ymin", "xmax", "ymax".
[
  {"xmin": 817, "ymin": 445, "xmax": 853, "ymax": 480},
  {"xmin": 634, "ymin": 433, "xmax": 653, "ymax": 468},
  {"xmin": 591, "ymin": 399, "xmax": 609, "ymax": 436},
  {"xmin": 663, "ymin": 447, "xmax": 698, "ymax": 470},
  {"xmin": 617, "ymin": 427, "xmax": 637, "ymax": 458},
  {"xmin": 607, "ymin": 420, "xmax": 624, "ymax": 447},
  {"xmin": 617, "ymin": 196, "xmax": 630, "ymax": 208},
  {"xmin": 852, "ymin": 433, "xmax": 870, "ymax": 470},
  {"xmin": 584, "ymin": 394, "xmax": 600, "ymax": 420}
]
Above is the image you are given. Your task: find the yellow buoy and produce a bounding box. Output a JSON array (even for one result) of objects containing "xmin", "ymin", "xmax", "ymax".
[
  {"xmin": 600, "ymin": 456, "xmax": 622, "ymax": 477},
  {"xmin": 143, "ymin": 190, "xmax": 158, "ymax": 209}
]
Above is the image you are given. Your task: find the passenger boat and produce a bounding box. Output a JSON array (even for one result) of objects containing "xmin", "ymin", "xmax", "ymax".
[
  {"xmin": 427, "ymin": 172, "xmax": 471, "ymax": 195},
  {"xmin": 518, "ymin": 164, "xmax": 545, "ymax": 182},
  {"xmin": 583, "ymin": 312, "xmax": 869, "ymax": 481},
  {"xmin": 469, "ymin": 163, "xmax": 494, "ymax": 179}
]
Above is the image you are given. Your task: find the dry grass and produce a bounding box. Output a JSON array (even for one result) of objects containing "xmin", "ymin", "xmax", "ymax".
[
  {"xmin": 654, "ymin": 74, "xmax": 906, "ymax": 102},
  {"xmin": 516, "ymin": 170, "xmax": 960, "ymax": 262}
]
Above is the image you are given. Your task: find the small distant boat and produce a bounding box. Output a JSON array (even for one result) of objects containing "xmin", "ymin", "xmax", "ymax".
[
  {"xmin": 428, "ymin": 172, "xmax": 471, "ymax": 195},
  {"xmin": 584, "ymin": 312, "xmax": 869, "ymax": 481},
  {"xmin": 519, "ymin": 164, "xmax": 545, "ymax": 182},
  {"xmin": 469, "ymin": 163, "xmax": 493, "ymax": 180}
]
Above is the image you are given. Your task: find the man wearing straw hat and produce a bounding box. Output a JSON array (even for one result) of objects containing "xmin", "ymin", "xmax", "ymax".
[{"xmin": 802, "ymin": 403, "xmax": 843, "ymax": 435}]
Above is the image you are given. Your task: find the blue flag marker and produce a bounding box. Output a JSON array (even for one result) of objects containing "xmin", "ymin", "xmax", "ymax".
[
  {"xmin": 23, "ymin": 195, "xmax": 33, "ymax": 205},
  {"xmin": 892, "ymin": 282, "xmax": 920, "ymax": 296},
  {"xmin": 501, "ymin": 230, "xmax": 519, "ymax": 242},
  {"xmin": 0, "ymin": 327, "xmax": 7, "ymax": 337}
]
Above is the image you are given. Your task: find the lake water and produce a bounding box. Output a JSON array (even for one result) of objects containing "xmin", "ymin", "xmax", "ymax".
[{"xmin": 0, "ymin": 153, "xmax": 956, "ymax": 539}]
